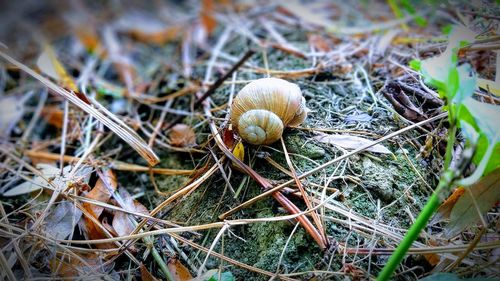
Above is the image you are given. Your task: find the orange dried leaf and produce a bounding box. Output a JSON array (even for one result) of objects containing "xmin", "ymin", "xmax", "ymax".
[
  {"xmin": 167, "ymin": 258, "xmax": 193, "ymax": 281},
  {"xmin": 222, "ymin": 127, "xmax": 235, "ymax": 149},
  {"xmin": 445, "ymin": 169, "xmax": 500, "ymax": 238},
  {"xmin": 75, "ymin": 26, "xmax": 102, "ymax": 53},
  {"xmin": 423, "ymin": 240, "xmax": 441, "ymax": 266},
  {"xmin": 140, "ymin": 263, "xmax": 160, "ymax": 281},
  {"xmin": 169, "ymin": 124, "xmax": 197, "ymax": 147},
  {"xmin": 308, "ymin": 34, "xmax": 331, "ymax": 52},
  {"xmin": 128, "ymin": 26, "xmax": 182, "ymax": 45},
  {"xmin": 423, "ymin": 253, "xmax": 440, "ymax": 266},
  {"xmin": 431, "ymin": 187, "xmax": 465, "ymax": 224},
  {"xmin": 41, "ymin": 106, "xmax": 64, "ymax": 128},
  {"xmin": 200, "ymin": 0, "xmax": 217, "ymax": 34},
  {"xmin": 50, "ymin": 253, "xmax": 101, "ymax": 278},
  {"xmin": 81, "ymin": 170, "xmax": 117, "ymax": 248},
  {"xmin": 84, "ymin": 170, "xmax": 117, "ymax": 217}
]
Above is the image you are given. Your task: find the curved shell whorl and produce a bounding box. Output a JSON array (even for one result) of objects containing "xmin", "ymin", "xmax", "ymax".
[{"xmin": 238, "ymin": 109, "xmax": 283, "ymax": 145}]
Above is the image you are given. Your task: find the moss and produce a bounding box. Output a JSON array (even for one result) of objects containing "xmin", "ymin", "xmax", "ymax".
[{"xmin": 285, "ymin": 134, "xmax": 326, "ymax": 159}]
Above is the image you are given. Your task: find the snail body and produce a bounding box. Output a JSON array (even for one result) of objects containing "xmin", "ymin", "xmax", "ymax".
[{"xmin": 230, "ymin": 78, "xmax": 308, "ymax": 145}]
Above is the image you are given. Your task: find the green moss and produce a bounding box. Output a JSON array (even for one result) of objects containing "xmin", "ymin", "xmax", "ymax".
[{"xmin": 284, "ymin": 134, "xmax": 326, "ymax": 159}]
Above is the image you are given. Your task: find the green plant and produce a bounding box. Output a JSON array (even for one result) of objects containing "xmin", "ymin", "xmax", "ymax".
[
  {"xmin": 377, "ymin": 25, "xmax": 500, "ymax": 280},
  {"xmin": 387, "ymin": 0, "xmax": 428, "ymax": 27}
]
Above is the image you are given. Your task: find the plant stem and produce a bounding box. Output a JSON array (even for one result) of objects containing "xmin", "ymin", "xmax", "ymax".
[
  {"xmin": 377, "ymin": 168, "xmax": 455, "ymax": 281},
  {"xmin": 151, "ymin": 246, "xmax": 175, "ymax": 281},
  {"xmin": 444, "ymin": 112, "xmax": 457, "ymax": 170},
  {"xmin": 378, "ymin": 115, "xmax": 459, "ymax": 281},
  {"xmin": 377, "ymin": 192, "xmax": 440, "ymax": 280}
]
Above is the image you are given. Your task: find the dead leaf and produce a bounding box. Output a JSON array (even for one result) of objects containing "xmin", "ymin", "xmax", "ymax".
[
  {"xmin": 75, "ymin": 25, "xmax": 102, "ymax": 53},
  {"xmin": 36, "ymin": 45, "xmax": 78, "ymax": 92},
  {"xmin": 313, "ymin": 132, "xmax": 391, "ymax": 154},
  {"xmin": 232, "ymin": 141, "xmax": 244, "ymax": 162},
  {"xmin": 169, "ymin": 124, "xmax": 197, "ymax": 147},
  {"xmin": 81, "ymin": 169, "xmax": 117, "ymax": 248},
  {"xmin": 231, "ymin": 141, "xmax": 246, "ymax": 173},
  {"xmin": 140, "ymin": 263, "xmax": 160, "ymax": 281},
  {"xmin": 384, "ymin": 82, "xmax": 426, "ymax": 123},
  {"xmin": 129, "ymin": 26, "xmax": 182, "ymax": 44},
  {"xmin": 2, "ymin": 164, "xmax": 88, "ymax": 197},
  {"xmin": 84, "ymin": 169, "xmax": 117, "ymax": 217},
  {"xmin": 445, "ymin": 168, "xmax": 500, "ymax": 238},
  {"xmin": 112, "ymin": 188, "xmax": 149, "ymax": 237},
  {"xmin": 222, "ymin": 127, "xmax": 236, "ymax": 150},
  {"xmin": 0, "ymin": 95, "xmax": 25, "ymax": 136},
  {"xmin": 43, "ymin": 200, "xmax": 82, "ymax": 240},
  {"xmin": 200, "ymin": 0, "xmax": 217, "ymax": 34},
  {"xmin": 41, "ymin": 105, "xmax": 64, "ymax": 128},
  {"xmin": 116, "ymin": 12, "xmax": 183, "ymax": 44},
  {"xmin": 308, "ymin": 34, "xmax": 331, "ymax": 52},
  {"xmin": 477, "ymin": 78, "xmax": 500, "ymax": 97},
  {"xmin": 431, "ymin": 187, "xmax": 465, "ymax": 224},
  {"xmin": 423, "ymin": 240, "xmax": 440, "ymax": 266},
  {"xmin": 423, "ymin": 253, "xmax": 440, "ymax": 267},
  {"xmin": 167, "ymin": 258, "xmax": 193, "ymax": 281},
  {"xmin": 50, "ymin": 252, "xmax": 103, "ymax": 278}
]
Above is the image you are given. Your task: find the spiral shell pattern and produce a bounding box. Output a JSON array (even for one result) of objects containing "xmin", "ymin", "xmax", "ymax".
[{"xmin": 230, "ymin": 78, "xmax": 308, "ymax": 145}]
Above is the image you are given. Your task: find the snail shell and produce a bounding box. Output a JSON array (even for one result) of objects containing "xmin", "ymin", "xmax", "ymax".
[{"xmin": 230, "ymin": 78, "xmax": 308, "ymax": 145}]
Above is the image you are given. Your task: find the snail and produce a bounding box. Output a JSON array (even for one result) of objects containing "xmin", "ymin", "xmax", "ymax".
[{"xmin": 230, "ymin": 77, "xmax": 308, "ymax": 145}]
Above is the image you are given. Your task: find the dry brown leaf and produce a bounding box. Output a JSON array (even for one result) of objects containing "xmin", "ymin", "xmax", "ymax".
[
  {"xmin": 445, "ymin": 169, "xmax": 500, "ymax": 238},
  {"xmin": 423, "ymin": 240, "xmax": 440, "ymax": 266},
  {"xmin": 308, "ymin": 34, "xmax": 331, "ymax": 52},
  {"xmin": 84, "ymin": 170, "xmax": 117, "ymax": 217},
  {"xmin": 0, "ymin": 95, "xmax": 25, "ymax": 136},
  {"xmin": 116, "ymin": 12, "xmax": 183, "ymax": 44},
  {"xmin": 431, "ymin": 187, "xmax": 465, "ymax": 224},
  {"xmin": 200, "ymin": 0, "xmax": 217, "ymax": 34},
  {"xmin": 423, "ymin": 253, "xmax": 440, "ymax": 267},
  {"xmin": 74, "ymin": 24, "xmax": 103, "ymax": 54},
  {"xmin": 41, "ymin": 105, "xmax": 64, "ymax": 128},
  {"xmin": 313, "ymin": 132, "xmax": 391, "ymax": 154},
  {"xmin": 128, "ymin": 25, "xmax": 182, "ymax": 44},
  {"xmin": 169, "ymin": 124, "xmax": 197, "ymax": 147},
  {"xmin": 112, "ymin": 188, "xmax": 149, "ymax": 237},
  {"xmin": 49, "ymin": 252, "xmax": 102, "ymax": 278},
  {"xmin": 167, "ymin": 258, "xmax": 193, "ymax": 281},
  {"xmin": 222, "ymin": 127, "xmax": 236, "ymax": 150},
  {"xmin": 81, "ymin": 170, "xmax": 117, "ymax": 248},
  {"xmin": 140, "ymin": 263, "xmax": 160, "ymax": 281}
]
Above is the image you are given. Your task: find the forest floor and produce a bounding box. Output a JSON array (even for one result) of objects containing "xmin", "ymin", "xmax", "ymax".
[{"xmin": 0, "ymin": 1, "xmax": 499, "ymax": 280}]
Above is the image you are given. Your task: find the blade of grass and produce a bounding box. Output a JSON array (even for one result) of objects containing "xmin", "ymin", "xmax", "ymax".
[{"xmin": 0, "ymin": 50, "xmax": 160, "ymax": 166}]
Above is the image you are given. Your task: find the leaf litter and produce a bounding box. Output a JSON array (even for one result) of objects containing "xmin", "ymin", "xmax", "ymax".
[{"xmin": 0, "ymin": 1, "xmax": 499, "ymax": 280}]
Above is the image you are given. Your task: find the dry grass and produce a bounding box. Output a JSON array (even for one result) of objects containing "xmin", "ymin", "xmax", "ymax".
[{"xmin": 0, "ymin": 1, "xmax": 499, "ymax": 280}]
